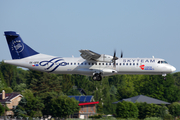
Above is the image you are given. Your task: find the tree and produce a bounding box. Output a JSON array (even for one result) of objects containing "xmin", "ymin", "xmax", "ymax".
[
  {"xmin": 27, "ymin": 70, "xmax": 62, "ymax": 97},
  {"xmin": 71, "ymin": 75, "xmax": 95, "ymax": 95},
  {"xmin": 0, "ymin": 87, "xmax": 13, "ymax": 93},
  {"xmin": 16, "ymin": 68, "xmax": 28, "ymax": 84},
  {"xmin": 168, "ymin": 102, "xmax": 180, "ymax": 117},
  {"xmin": 66, "ymin": 88, "xmax": 81, "ymax": 96},
  {"xmin": 0, "ymin": 103, "xmax": 5, "ymax": 116},
  {"xmin": 133, "ymin": 74, "xmax": 180, "ymax": 103},
  {"xmin": 61, "ymin": 74, "xmax": 73, "ymax": 93},
  {"xmin": 0, "ymin": 71, "xmax": 7, "ymax": 88},
  {"xmin": 116, "ymin": 75, "xmax": 138, "ymax": 100},
  {"xmin": 41, "ymin": 91, "xmax": 64, "ymax": 116},
  {"xmin": 20, "ymin": 89, "xmax": 44, "ymax": 117},
  {"xmin": 116, "ymin": 101, "xmax": 138, "ymax": 118},
  {"xmin": 172, "ymin": 72, "xmax": 180, "ymax": 86},
  {"xmin": 135, "ymin": 102, "xmax": 162, "ymax": 119},
  {"xmin": 49, "ymin": 95, "xmax": 80, "ymax": 118},
  {"xmin": 13, "ymin": 83, "xmax": 27, "ymax": 92},
  {"xmin": 97, "ymin": 102, "xmax": 103, "ymax": 113},
  {"xmin": 0, "ymin": 61, "xmax": 17, "ymax": 88}
]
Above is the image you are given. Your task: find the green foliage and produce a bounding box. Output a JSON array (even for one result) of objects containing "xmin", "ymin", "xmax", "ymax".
[
  {"xmin": 16, "ymin": 68, "xmax": 28, "ymax": 84},
  {"xmin": 159, "ymin": 104, "xmax": 168, "ymax": 119},
  {"xmin": 62, "ymin": 74, "xmax": 73, "ymax": 93},
  {"xmin": 66, "ymin": 87, "xmax": 81, "ymax": 96},
  {"xmin": 163, "ymin": 114, "xmax": 173, "ymax": 120},
  {"xmin": 27, "ymin": 70, "xmax": 62, "ymax": 96},
  {"xmin": 173, "ymin": 72, "xmax": 180, "ymax": 86},
  {"xmin": 20, "ymin": 89, "xmax": 44, "ymax": 117},
  {"xmin": 0, "ymin": 103, "xmax": 5, "ymax": 116},
  {"xmin": 0, "ymin": 87, "xmax": 13, "ymax": 93},
  {"xmin": 13, "ymin": 83, "xmax": 27, "ymax": 92},
  {"xmin": 0, "ymin": 61, "xmax": 17, "ymax": 88},
  {"xmin": 116, "ymin": 75, "xmax": 138, "ymax": 100},
  {"xmin": 168, "ymin": 102, "xmax": 180, "ymax": 117},
  {"xmin": 116, "ymin": 101, "xmax": 138, "ymax": 118},
  {"xmin": 13, "ymin": 105, "xmax": 27, "ymax": 118},
  {"xmin": 4, "ymin": 104, "xmax": 9, "ymax": 112},
  {"xmin": 135, "ymin": 102, "xmax": 162, "ymax": 119},
  {"xmin": 144, "ymin": 117, "xmax": 162, "ymax": 120},
  {"xmin": 41, "ymin": 91, "xmax": 59, "ymax": 115},
  {"xmin": 0, "ymin": 71, "xmax": 7, "ymax": 88},
  {"xmin": 97, "ymin": 102, "xmax": 103, "ymax": 113},
  {"xmin": 89, "ymin": 114, "xmax": 102, "ymax": 118},
  {"xmin": 49, "ymin": 95, "xmax": 80, "ymax": 118}
]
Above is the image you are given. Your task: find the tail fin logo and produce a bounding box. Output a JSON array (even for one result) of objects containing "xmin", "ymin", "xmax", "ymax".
[{"xmin": 11, "ymin": 40, "xmax": 24, "ymax": 53}]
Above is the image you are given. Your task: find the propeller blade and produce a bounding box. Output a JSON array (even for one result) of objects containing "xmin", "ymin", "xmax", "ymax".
[
  {"xmin": 121, "ymin": 51, "xmax": 123, "ymax": 58},
  {"xmin": 113, "ymin": 50, "xmax": 118, "ymax": 69},
  {"xmin": 113, "ymin": 50, "xmax": 118, "ymax": 60}
]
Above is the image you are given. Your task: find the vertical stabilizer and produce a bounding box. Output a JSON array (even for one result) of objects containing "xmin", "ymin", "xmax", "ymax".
[{"xmin": 4, "ymin": 31, "xmax": 39, "ymax": 59}]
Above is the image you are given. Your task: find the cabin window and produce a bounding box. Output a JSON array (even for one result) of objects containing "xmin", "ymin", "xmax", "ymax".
[
  {"xmin": 133, "ymin": 63, "xmax": 135, "ymax": 65},
  {"xmin": 99, "ymin": 63, "xmax": 101, "ymax": 65},
  {"xmin": 106, "ymin": 63, "xmax": 108, "ymax": 65},
  {"xmin": 74, "ymin": 63, "xmax": 76, "ymax": 65},
  {"xmin": 116, "ymin": 63, "xmax": 118, "ymax": 65},
  {"xmin": 81, "ymin": 63, "xmax": 83, "ymax": 65},
  {"xmin": 123, "ymin": 63, "xmax": 125, "ymax": 65},
  {"xmin": 109, "ymin": 63, "xmax": 111, "ymax": 65},
  {"xmin": 95, "ymin": 63, "xmax": 97, "ymax": 65},
  {"xmin": 120, "ymin": 63, "xmax": 121, "ymax": 65},
  {"xmin": 102, "ymin": 63, "xmax": 104, "ymax": 65},
  {"xmin": 130, "ymin": 63, "xmax": 131, "ymax": 65},
  {"xmin": 85, "ymin": 63, "xmax": 87, "ymax": 65},
  {"xmin": 92, "ymin": 63, "xmax": 94, "ymax": 65},
  {"xmin": 88, "ymin": 63, "xmax": 90, "ymax": 65},
  {"xmin": 137, "ymin": 63, "xmax": 138, "ymax": 65},
  {"xmin": 126, "ymin": 63, "xmax": 128, "ymax": 65}
]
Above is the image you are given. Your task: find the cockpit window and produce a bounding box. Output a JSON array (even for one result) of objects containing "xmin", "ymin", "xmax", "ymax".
[
  {"xmin": 161, "ymin": 61, "xmax": 168, "ymax": 64},
  {"xmin": 158, "ymin": 61, "xmax": 168, "ymax": 64}
]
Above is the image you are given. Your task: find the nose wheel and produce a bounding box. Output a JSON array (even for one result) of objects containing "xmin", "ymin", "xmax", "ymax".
[{"xmin": 162, "ymin": 74, "xmax": 166, "ymax": 80}]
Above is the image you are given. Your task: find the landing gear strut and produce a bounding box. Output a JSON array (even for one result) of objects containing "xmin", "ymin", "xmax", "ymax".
[
  {"xmin": 92, "ymin": 73, "xmax": 102, "ymax": 81},
  {"xmin": 162, "ymin": 74, "xmax": 166, "ymax": 80}
]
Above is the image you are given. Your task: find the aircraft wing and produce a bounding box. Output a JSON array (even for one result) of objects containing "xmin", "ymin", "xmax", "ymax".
[{"xmin": 79, "ymin": 49, "xmax": 101, "ymax": 61}]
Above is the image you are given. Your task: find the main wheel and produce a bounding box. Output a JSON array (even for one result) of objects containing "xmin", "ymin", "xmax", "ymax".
[
  {"xmin": 92, "ymin": 73, "xmax": 102, "ymax": 81},
  {"xmin": 97, "ymin": 74, "xmax": 102, "ymax": 81}
]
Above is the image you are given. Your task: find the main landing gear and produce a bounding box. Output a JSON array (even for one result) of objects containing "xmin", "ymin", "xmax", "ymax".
[{"xmin": 92, "ymin": 73, "xmax": 102, "ymax": 81}]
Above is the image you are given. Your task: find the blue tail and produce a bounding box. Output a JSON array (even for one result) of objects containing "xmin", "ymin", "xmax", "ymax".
[{"xmin": 4, "ymin": 31, "xmax": 39, "ymax": 59}]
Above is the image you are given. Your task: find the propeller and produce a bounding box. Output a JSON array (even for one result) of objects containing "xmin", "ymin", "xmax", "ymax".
[{"xmin": 113, "ymin": 50, "xmax": 118, "ymax": 69}]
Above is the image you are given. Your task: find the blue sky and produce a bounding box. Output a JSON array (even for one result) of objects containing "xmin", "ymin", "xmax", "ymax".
[{"xmin": 0, "ymin": 1, "xmax": 180, "ymax": 72}]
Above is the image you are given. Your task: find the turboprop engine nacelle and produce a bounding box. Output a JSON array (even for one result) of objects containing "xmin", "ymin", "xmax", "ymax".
[{"xmin": 96, "ymin": 54, "xmax": 116, "ymax": 62}]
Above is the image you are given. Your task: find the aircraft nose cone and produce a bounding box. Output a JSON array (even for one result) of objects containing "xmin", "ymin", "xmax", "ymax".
[{"xmin": 171, "ymin": 66, "xmax": 176, "ymax": 72}]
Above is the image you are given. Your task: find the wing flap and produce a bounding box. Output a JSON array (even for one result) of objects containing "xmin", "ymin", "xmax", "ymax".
[{"xmin": 79, "ymin": 50, "xmax": 101, "ymax": 61}]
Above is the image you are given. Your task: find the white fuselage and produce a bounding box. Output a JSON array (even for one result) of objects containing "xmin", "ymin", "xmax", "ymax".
[{"xmin": 4, "ymin": 54, "xmax": 176, "ymax": 77}]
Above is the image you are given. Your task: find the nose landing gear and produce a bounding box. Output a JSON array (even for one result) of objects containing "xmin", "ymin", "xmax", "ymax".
[{"xmin": 162, "ymin": 74, "xmax": 166, "ymax": 80}]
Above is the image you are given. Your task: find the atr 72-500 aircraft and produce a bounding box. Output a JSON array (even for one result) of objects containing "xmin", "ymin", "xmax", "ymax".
[{"xmin": 4, "ymin": 31, "xmax": 176, "ymax": 81}]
